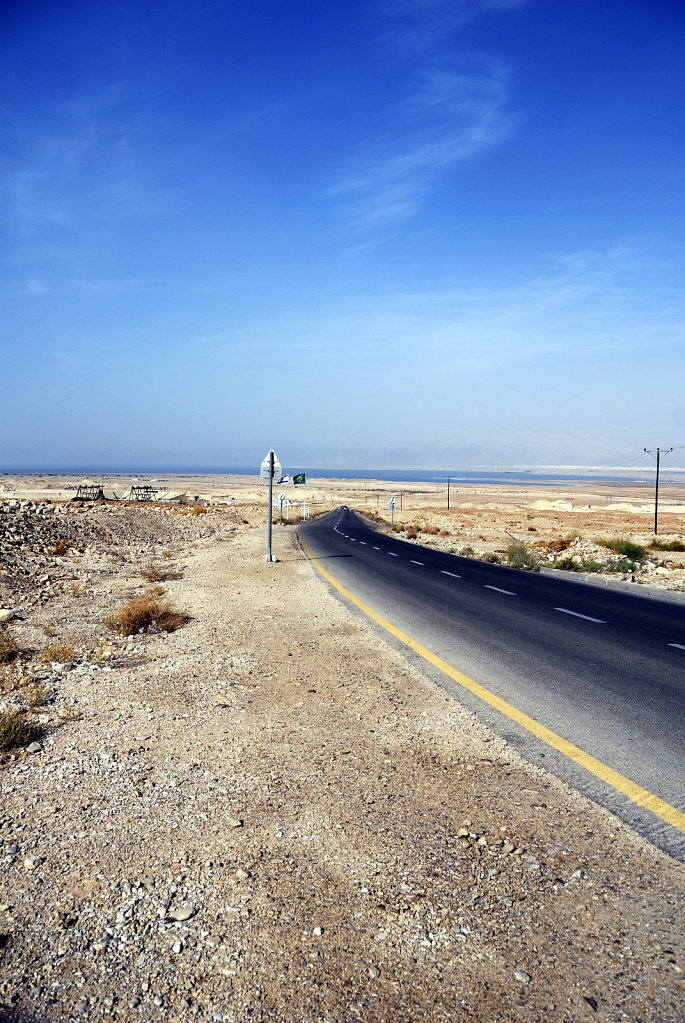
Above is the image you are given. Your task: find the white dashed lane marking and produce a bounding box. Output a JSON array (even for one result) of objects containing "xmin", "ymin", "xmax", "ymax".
[
  {"xmin": 555, "ymin": 608, "xmax": 606, "ymax": 624},
  {"xmin": 668, "ymin": 643, "xmax": 685, "ymax": 650},
  {"xmin": 333, "ymin": 517, "xmax": 628, "ymax": 630}
]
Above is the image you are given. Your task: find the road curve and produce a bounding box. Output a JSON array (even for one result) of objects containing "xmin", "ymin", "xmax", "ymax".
[{"xmin": 299, "ymin": 508, "xmax": 685, "ymax": 861}]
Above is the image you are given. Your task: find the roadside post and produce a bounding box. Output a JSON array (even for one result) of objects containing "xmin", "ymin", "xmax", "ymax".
[
  {"xmin": 260, "ymin": 449, "xmax": 282, "ymax": 562},
  {"xmin": 278, "ymin": 492, "xmax": 286, "ymax": 525},
  {"xmin": 388, "ymin": 495, "xmax": 396, "ymax": 526}
]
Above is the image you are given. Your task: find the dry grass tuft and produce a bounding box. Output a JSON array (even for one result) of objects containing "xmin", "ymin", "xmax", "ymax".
[
  {"xmin": 105, "ymin": 590, "xmax": 190, "ymax": 636},
  {"xmin": 26, "ymin": 682, "xmax": 50, "ymax": 709},
  {"xmin": 0, "ymin": 628, "xmax": 19, "ymax": 665},
  {"xmin": 142, "ymin": 561, "xmax": 183, "ymax": 582},
  {"xmin": 171, "ymin": 505, "xmax": 208, "ymax": 516},
  {"xmin": 42, "ymin": 640, "xmax": 76, "ymax": 664},
  {"xmin": 0, "ymin": 708, "xmax": 33, "ymax": 752},
  {"xmin": 49, "ymin": 538, "xmax": 71, "ymax": 556}
]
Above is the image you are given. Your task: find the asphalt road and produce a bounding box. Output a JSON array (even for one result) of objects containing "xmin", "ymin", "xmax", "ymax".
[{"xmin": 300, "ymin": 508, "xmax": 685, "ymax": 860}]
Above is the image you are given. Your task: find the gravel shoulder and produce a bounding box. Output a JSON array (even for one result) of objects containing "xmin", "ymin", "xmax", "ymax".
[{"xmin": 1, "ymin": 504, "xmax": 684, "ymax": 1023}]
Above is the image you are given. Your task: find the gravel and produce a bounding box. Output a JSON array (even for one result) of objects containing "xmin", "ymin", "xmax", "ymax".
[{"xmin": 0, "ymin": 501, "xmax": 683, "ymax": 1022}]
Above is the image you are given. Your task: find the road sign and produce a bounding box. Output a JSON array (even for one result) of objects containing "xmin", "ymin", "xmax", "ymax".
[
  {"xmin": 388, "ymin": 496, "xmax": 396, "ymax": 511},
  {"xmin": 260, "ymin": 450, "xmax": 282, "ymax": 479}
]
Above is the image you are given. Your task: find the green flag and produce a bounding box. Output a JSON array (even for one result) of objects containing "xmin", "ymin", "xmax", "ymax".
[{"xmin": 293, "ymin": 473, "xmax": 306, "ymax": 486}]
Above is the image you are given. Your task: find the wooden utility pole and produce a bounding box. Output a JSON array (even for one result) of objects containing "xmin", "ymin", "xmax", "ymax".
[{"xmin": 644, "ymin": 447, "xmax": 672, "ymax": 534}]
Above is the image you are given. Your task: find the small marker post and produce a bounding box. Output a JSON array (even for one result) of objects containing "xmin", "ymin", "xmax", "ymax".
[{"xmin": 388, "ymin": 495, "xmax": 396, "ymax": 526}]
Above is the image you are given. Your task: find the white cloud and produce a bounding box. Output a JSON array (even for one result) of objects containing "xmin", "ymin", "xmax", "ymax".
[
  {"xmin": 331, "ymin": 59, "xmax": 519, "ymax": 229},
  {"xmin": 372, "ymin": 0, "xmax": 530, "ymax": 51}
]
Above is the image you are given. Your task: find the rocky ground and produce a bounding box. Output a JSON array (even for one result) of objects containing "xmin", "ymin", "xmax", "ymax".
[{"xmin": 0, "ymin": 500, "xmax": 684, "ymax": 1023}]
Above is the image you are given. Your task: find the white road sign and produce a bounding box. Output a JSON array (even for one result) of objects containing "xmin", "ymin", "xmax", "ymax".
[
  {"xmin": 388, "ymin": 496, "xmax": 397, "ymax": 511},
  {"xmin": 260, "ymin": 450, "xmax": 282, "ymax": 479}
]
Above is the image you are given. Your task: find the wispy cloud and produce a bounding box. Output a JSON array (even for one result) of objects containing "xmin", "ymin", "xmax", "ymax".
[
  {"xmin": 191, "ymin": 244, "xmax": 684, "ymax": 372},
  {"xmin": 372, "ymin": 0, "xmax": 530, "ymax": 51},
  {"xmin": 15, "ymin": 277, "xmax": 49, "ymax": 296},
  {"xmin": 1, "ymin": 88, "xmax": 168, "ymax": 270},
  {"xmin": 330, "ymin": 58, "xmax": 519, "ymax": 229}
]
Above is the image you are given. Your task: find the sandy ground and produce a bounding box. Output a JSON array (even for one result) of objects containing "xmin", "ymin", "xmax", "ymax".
[
  {"xmin": 3, "ymin": 472, "xmax": 683, "ymax": 591},
  {"xmin": 0, "ymin": 487, "xmax": 684, "ymax": 1022},
  {"xmin": 3, "ymin": 470, "xmax": 685, "ymax": 518}
]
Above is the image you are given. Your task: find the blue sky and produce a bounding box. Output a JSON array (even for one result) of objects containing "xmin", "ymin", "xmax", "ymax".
[{"xmin": 2, "ymin": 0, "xmax": 684, "ymax": 470}]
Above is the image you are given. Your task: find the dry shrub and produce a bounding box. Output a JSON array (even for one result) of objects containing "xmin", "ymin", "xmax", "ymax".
[
  {"xmin": 0, "ymin": 708, "xmax": 33, "ymax": 752},
  {"xmin": 142, "ymin": 561, "xmax": 182, "ymax": 582},
  {"xmin": 0, "ymin": 628, "xmax": 19, "ymax": 665},
  {"xmin": 142, "ymin": 560, "xmax": 163, "ymax": 582},
  {"xmin": 172, "ymin": 506, "xmax": 208, "ymax": 516},
  {"xmin": 650, "ymin": 538, "xmax": 685, "ymax": 552},
  {"xmin": 42, "ymin": 640, "xmax": 76, "ymax": 663},
  {"xmin": 49, "ymin": 538, "xmax": 70, "ymax": 556},
  {"xmin": 405, "ymin": 527, "xmax": 420, "ymax": 539},
  {"xmin": 105, "ymin": 591, "xmax": 190, "ymax": 636},
  {"xmin": 26, "ymin": 682, "xmax": 50, "ymax": 709}
]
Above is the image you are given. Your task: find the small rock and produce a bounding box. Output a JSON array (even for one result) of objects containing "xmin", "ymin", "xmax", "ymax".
[
  {"xmin": 129, "ymin": 997, "xmax": 141, "ymax": 1008},
  {"xmin": 168, "ymin": 904, "xmax": 195, "ymax": 922},
  {"xmin": 583, "ymin": 995, "xmax": 598, "ymax": 1011},
  {"xmin": 24, "ymin": 855, "xmax": 43, "ymax": 870},
  {"xmin": 368, "ymin": 965, "xmax": 380, "ymax": 979},
  {"xmin": 26, "ymin": 742, "xmax": 42, "ymax": 754},
  {"xmin": 0, "ymin": 609, "xmax": 16, "ymax": 623},
  {"xmin": 514, "ymin": 969, "xmax": 531, "ymax": 984},
  {"xmin": 235, "ymin": 869, "xmax": 250, "ymax": 880},
  {"xmin": 227, "ymin": 817, "xmax": 243, "ymax": 828},
  {"xmin": 502, "ymin": 840, "xmax": 515, "ymax": 854},
  {"xmin": 312, "ymin": 926, "xmax": 323, "ymax": 937}
]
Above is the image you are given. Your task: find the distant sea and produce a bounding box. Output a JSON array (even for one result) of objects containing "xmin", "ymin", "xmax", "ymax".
[{"xmin": 4, "ymin": 465, "xmax": 684, "ymax": 487}]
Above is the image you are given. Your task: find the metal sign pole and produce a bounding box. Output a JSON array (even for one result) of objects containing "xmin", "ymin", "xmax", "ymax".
[{"xmin": 268, "ymin": 450, "xmax": 274, "ymax": 562}]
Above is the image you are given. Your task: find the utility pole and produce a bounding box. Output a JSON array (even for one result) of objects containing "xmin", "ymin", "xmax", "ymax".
[
  {"xmin": 444, "ymin": 474, "xmax": 455, "ymax": 511},
  {"xmin": 644, "ymin": 447, "xmax": 672, "ymax": 534}
]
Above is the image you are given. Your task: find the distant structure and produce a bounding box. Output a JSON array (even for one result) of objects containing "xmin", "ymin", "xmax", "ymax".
[
  {"xmin": 72, "ymin": 481, "xmax": 188, "ymax": 504},
  {"xmin": 74, "ymin": 481, "xmax": 104, "ymax": 501},
  {"xmin": 129, "ymin": 484, "xmax": 159, "ymax": 502}
]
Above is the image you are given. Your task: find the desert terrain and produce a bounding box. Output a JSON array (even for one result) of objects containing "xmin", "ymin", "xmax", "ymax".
[{"xmin": 0, "ymin": 475, "xmax": 684, "ymax": 1022}]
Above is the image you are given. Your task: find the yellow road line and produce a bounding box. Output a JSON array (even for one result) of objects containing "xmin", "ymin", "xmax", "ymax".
[{"xmin": 298, "ymin": 530, "xmax": 685, "ymax": 835}]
